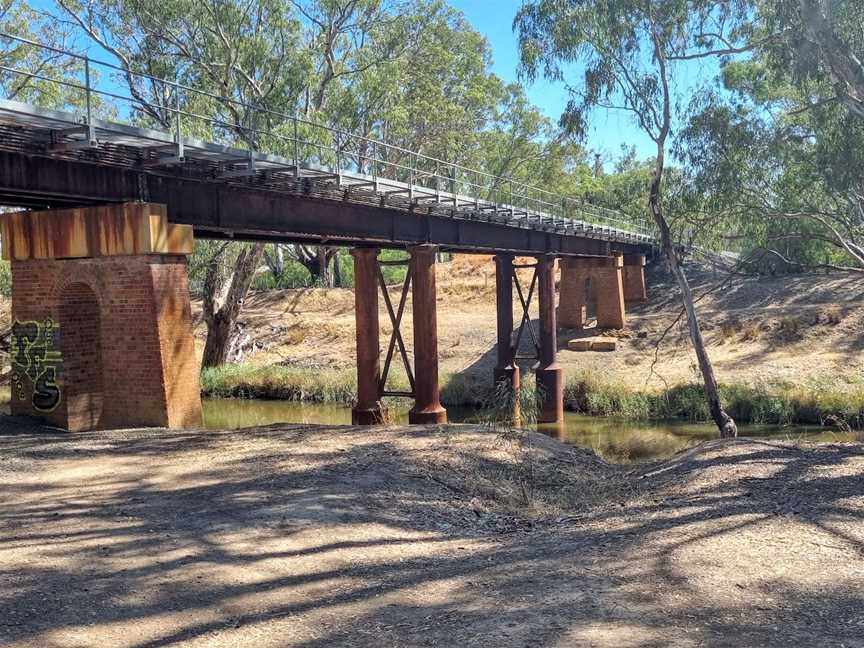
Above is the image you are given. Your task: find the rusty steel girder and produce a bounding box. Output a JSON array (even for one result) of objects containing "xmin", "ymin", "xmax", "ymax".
[{"xmin": 0, "ymin": 149, "xmax": 648, "ymax": 257}]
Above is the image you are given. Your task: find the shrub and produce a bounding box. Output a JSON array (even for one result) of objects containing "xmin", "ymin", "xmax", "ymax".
[{"xmin": 0, "ymin": 260, "xmax": 11, "ymax": 298}]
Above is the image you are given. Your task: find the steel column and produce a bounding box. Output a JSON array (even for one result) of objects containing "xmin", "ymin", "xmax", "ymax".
[
  {"xmin": 492, "ymin": 254, "xmax": 520, "ymax": 425},
  {"xmin": 408, "ymin": 245, "xmax": 447, "ymax": 424},
  {"xmin": 493, "ymin": 253, "xmax": 520, "ymax": 403},
  {"xmin": 536, "ymin": 255, "xmax": 563, "ymax": 424},
  {"xmin": 351, "ymin": 247, "xmax": 382, "ymax": 424}
]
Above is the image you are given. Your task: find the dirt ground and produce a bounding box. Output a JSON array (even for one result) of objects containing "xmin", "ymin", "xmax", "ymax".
[
  {"xmin": 1, "ymin": 421, "xmax": 862, "ymax": 647},
  {"xmin": 198, "ymin": 255, "xmax": 864, "ymax": 389}
]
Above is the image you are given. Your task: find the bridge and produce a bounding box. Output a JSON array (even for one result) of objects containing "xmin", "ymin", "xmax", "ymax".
[{"xmin": 0, "ymin": 34, "xmax": 655, "ymax": 433}]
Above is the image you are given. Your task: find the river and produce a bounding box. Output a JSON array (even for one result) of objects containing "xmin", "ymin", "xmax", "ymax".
[{"xmin": 202, "ymin": 398, "xmax": 855, "ymax": 463}]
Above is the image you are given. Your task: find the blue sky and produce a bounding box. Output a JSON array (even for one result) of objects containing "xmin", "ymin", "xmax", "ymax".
[
  {"xmin": 31, "ymin": 0, "xmax": 721, "ymax": 164},
  {"xmin": 448, "ymin": 0, "xmax": 659, "ymax": 161},
  {"xmin": 449, "ymin": 0, "xmax": 725, "ymax": 164}
]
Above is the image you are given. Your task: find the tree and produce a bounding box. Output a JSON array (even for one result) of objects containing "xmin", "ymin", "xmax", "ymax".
[
  {"xmin": 514, "ymin": 0, "xmax": 761, "ymax": 437},
  {"xmin": 675, "ymin": 0, "xmax": 864, "ymax": 273},
  {"xmin": 200, "ymin": 243, "xmax": 265, "ymax": 367},
  {"xmin": 50, "ymin": 0, "xmax": 310, "ymax": 364},
  {"xmin": 0, "ymin": 0, "xmax": 85, "ymax": 107}
]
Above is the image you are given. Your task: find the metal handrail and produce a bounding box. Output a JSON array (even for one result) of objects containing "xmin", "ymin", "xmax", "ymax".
[{"xmin": 0, "ymin": 31, "xmax": 657, "ymax": 239}]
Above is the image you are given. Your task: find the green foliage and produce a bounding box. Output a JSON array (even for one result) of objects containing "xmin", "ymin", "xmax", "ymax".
[
  {"xmin": 200, "ymin": 362, "xmax": 864, "ymax": 430},
  {"xmin": 0, "ymin": 1, "xmax": 101, "ymax": 112},
  {"xmin": 252, "ymin": 260, "xmax": 319, "ymax": 290},
  {"xmin": 200, "ymin": 362, "xmax": 487, "ymax": 408},
  {"xmin": 0, "ymin": 259, "xmax": 10, "ymax": 298},
  {"xmin": 564, "ymin": 371, "xmax": 864, "ymax": 428},
  {"xmin": 200, "ymin": 364, "xmax": 358, "ymax": 403},
  {"xmin": 674, "ymin": 1, "xmax": 864, "ymax": 270}
]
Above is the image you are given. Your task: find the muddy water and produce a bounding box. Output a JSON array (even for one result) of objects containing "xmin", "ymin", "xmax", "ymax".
[{"xmin": 202, "ymin": 398, "xmax": 855, "ymax": 463}]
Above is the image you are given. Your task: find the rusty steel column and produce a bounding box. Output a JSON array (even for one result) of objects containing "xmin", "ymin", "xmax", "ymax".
[
  {"xmin": 408, "ymin": 245, "xmax": 447, "ymax": 424},
  {"xmin": 536, "ymin": 254, "xmax": 563, "ymax": 424},
  {"xmin": 493, "ymin": 253, "xmax": 520, "ymax": 411},
  {"xmin": 351, "ymin": 247, "xmax": 382, "ymax": 425}
]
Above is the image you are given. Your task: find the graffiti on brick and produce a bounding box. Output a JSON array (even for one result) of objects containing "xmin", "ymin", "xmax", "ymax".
[{"xmin": 11, "ymin": 318, "xmax": 62, "ymax": 412}]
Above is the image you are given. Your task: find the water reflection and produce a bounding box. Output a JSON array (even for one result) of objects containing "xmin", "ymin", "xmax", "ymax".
[{"xmin": 202, "ymin": 398, "xmax": 854, "ymax": 463}]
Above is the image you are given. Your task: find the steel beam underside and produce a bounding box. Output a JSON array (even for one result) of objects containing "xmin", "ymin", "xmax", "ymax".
[{"xmin": 0, "ymin": 149, "xmax": 648, "ymax": 256}]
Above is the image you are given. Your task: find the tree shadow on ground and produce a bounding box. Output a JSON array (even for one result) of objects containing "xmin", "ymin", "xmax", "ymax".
[{"xmin": 1, "ymin": 422, "xmax": 862, "ymax": 647}]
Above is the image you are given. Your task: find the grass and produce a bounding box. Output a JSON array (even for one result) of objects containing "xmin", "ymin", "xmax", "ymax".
[
  {"xmin": 201, "ymin": 364, "xmax": 359, "ymax": 403},
  {"xmin": 201, "ymin": 363, "xmax": 864, "ymax": 430},
  {"xmin": 563, "ymin": 368, "xmax": 864, "ymax": 428},
  {"xmin": 201, "ymin": 363, "xmax": 491, "ymax": 408}
]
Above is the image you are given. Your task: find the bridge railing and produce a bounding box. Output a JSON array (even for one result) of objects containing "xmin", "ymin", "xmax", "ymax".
[{"xmin": 0, "ymin": 32, "xmax": 656, "ymax": 240}]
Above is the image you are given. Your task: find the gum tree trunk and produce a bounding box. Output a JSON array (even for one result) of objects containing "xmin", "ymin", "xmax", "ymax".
[
  {"xmin": 202, "ymin": 243, "xmax": 265, "ymax": 368},
  {"xmin": 649, "ymin": 27, "xmax": 737, "ymax": 439}
]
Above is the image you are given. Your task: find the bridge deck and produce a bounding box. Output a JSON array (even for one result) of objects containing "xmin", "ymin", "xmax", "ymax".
[{"xmin": 0, "ymin": 99, "xmax": 653, "ymax": 256}]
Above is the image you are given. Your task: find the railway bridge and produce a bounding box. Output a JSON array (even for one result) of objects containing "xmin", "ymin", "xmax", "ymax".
[{"xmin": 0, "ymin": 35, "xmax": 654, "ymax": 432}]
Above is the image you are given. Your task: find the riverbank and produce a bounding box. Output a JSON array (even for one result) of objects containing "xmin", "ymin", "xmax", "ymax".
[
  {"xmin": 2, "ymin": 421, "xmax": 862, "ymax": 647},
  {"xmin": 191, "ymin": 256, "xmax": 864, "ymax": 428},
  {"xmin": 201, "ymin": 363, "xmax": 864, "ymax": 428}
]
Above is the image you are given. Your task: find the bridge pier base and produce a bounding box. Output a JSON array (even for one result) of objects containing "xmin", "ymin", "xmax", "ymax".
[
  {"xmin": 536, "ymin": 255, "xmax": 563, "ymax": 425},
  {"xmin": 557, "ymin": 254, "xmax": 627, "ymax": 330},
  {"xmin": 408, "ymin": 246, "xmax": 447, "ymax": 425},
  {"xmin": 493, "ymin": 253, "xmax": 520, "ymax": 421},
  {"xmin": 1, "ymin": 203, "xmax": 202, "ymax": 432},
  {"xmin": 351, "ymin": 247, "xmax": 382, "ymax": 425},
  {"xmin": 623, "ymin": 253, "xmax": 647, "ymax": 303},
  {"xmin": 557, "ymin": 258, "xmax": 590, "ymax": 329},
  {"xmin": 594, "ymin": 252, "xmax": 626, "ymax": 329}
]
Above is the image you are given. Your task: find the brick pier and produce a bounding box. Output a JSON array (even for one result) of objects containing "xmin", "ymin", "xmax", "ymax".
[{"xmin": 1, "ymin": 203, "xmax": 202, "ymax": 431}]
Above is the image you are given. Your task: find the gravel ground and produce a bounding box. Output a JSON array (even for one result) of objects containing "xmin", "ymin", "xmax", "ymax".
[{"xmin": 1, "ymin": 419, "xmax": 863, "ymax": 647}]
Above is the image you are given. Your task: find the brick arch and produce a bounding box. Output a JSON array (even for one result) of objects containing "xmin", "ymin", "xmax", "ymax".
[
  {"xmin": 53, "ymin": 265, "xmax": 106, "ymax": 306},
  {"xmin": 58, "ymin": 281, "xmax": 104, "ymax": 431}
]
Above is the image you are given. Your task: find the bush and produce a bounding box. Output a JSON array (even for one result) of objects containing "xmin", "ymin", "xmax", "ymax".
[{"xmin": 0, "ymin": 260, "xmax": 11, "ymax": 298}]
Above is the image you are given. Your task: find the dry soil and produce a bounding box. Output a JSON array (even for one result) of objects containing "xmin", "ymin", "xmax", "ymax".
[{"xmin": 1, "ymin": 420, "xmax": 863, "ymax": 647}]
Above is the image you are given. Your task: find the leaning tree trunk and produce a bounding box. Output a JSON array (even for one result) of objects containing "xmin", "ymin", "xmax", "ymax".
[
  {"xmin": 648, "ymin": 155, "xmax": 737, "ymax": 439},
  {"xmin": 201, "ymin": 243, "xmax": 265, "ymax": 368}
]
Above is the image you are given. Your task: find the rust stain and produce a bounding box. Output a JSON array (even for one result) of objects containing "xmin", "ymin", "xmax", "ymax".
[{"xmin": 0, "ymin": 203, "xmax": 192, "ymax": 260}]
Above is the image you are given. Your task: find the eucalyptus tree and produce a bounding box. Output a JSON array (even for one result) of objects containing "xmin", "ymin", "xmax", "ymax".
[
  {"xmin": 481, "ymin": 83, "xmax": 596, "ymax": 200},
  {"xmin": 514, "ymin": 0, "xmax": 774, "ymax": 438},
  {"xmin": 0, "ymin": 0, "xmax": 86, "ymax": 107},
  {"xmin": 765, "ymin": 0, "xmax": 864, "ymax": 120},
  {"xmin": 677, "ymin": 0, "xmax": 864, "ymax": 272},
  {"xmin": 50, "ymin": 0, "xmax": 307, "ymax": 366}
]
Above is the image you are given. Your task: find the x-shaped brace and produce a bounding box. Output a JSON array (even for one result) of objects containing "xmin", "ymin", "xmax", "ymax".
[
  {"xmin": 377, "ymin": 262, "xmax": 416, "ymax": 397},
  {"xmin": 511, "ymin": 263, "xmax": 540, "ymax": 361}
]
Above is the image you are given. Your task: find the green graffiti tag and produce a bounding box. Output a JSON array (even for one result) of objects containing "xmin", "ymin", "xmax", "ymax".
[{"xmin": 11, "ymin": 318, "xmax": 62, "ymax": 412}]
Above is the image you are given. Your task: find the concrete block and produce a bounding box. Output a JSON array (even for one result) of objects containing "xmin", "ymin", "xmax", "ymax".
[
  {"xmin": 590, "ymin": 337, "xmax": 617, "ymax": 351},
  {"xmin": 567, "ymin": 339, "xmax": 592, "ymax": 351},
  {"xmin": 567, "ymin": 337, "xmax": 618, "ymax": 352}
]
